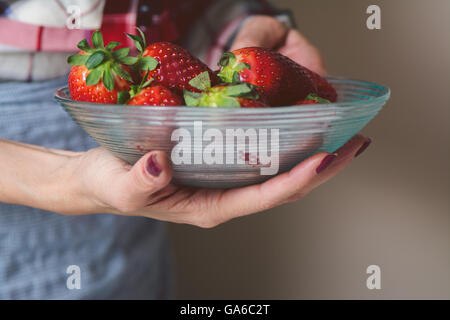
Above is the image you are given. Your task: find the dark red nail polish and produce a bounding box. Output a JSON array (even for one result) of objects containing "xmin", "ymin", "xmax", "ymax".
[
  {"xmin": 146, "ymin": 155, "xmax": 161, "ymax": 177},
  {"xmin": 355, "ymin": 138, "xmax": 372, "ymax": 158},
  {"xmin": 316, "ymin": 154, "xmax": 336, "ymax": 174}
]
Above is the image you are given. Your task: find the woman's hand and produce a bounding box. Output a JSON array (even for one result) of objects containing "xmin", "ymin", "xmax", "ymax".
[
  {"xmin": 75, "ymin": 135, "xmax": 371, "ymax": 228},
  {"xmin": 230, "ymin": 15, "xmax": 326, "ymax": 75},
  {"xmin": 0, "ymin": 16, "xmax": 371, "ymax": 227},
  {"xmin": 0, "ymin": 134, "xmax": 371, "ymax": 228}
]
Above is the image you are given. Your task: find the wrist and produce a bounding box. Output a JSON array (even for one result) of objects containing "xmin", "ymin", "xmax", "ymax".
[
  {"xmin": 0, "ymin": 140, "xmax": 113, "ymax": 215},
  {"xmin": 65, "ymin": 153, "xmax": 116, "ymax": 214}
]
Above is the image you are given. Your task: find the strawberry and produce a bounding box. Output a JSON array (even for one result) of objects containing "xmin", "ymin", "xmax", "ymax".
[
  {"xmin": 126, "ymin": 29, "xmax": 218, "ymax": 93},
  {"xmin": 67, "ymin": 30, "xmax": 136, "ymax": 103},
  {"xmin": 297, "ymin": 93, "xmax": 331, "ymax": 105},
  {"xmin": 234, "ymin": 97, "xmax": 269, "ymax": 108},
  {"xmin": 143, "ymin": 43, "xmax": 218, "ymax": 93},
  {"xmin": 304, "ymin": 68, "xmax": 337, "ymax": 102},
  {"xmin": 217, "ymin": 47, "xmax": 317, "ymax": 106},
  {"xmin": 183, "ymin": 71, "xmax": 269, "ymax": 108},
  {"xmin": 116, "ymin": 71, "xmax": 183, "ymax": 106},
  {"xmin": 127, "ymin": 85, "xmax": 183, "ymax": 106}
]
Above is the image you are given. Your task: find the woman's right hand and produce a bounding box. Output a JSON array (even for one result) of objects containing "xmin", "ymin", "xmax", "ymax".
[{"xmin": 73, "ymin": 134, "xmax": 371, "ymax": 228}]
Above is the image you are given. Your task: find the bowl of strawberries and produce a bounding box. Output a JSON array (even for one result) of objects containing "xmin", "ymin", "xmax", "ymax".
[{"xmin": 55, "ymin": 30, "xmax": 390, "ymax": 188}]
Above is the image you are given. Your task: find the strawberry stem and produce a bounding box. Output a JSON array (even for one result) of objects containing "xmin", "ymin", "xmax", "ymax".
[
  {"xmin": 217, "ymin": 52, "xmax": 250, "ymax": 83},
  {"xmin": 304, "ymin": 93, "xmax": 331, "ymax": 104},
  {"xmin": 67, "ymin": 30, "xmax": 137, "ymax": 91},
  {"xmin": 184, "ymin": 72, "xmax": 259, "ymax": 108}
]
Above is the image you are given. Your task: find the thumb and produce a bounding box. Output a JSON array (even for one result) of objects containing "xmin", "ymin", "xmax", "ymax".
[
  {"xmin": 230, "ymin": 15, "xmax": 288, "ymax": 51},
  {"xmin": 118, "ymin": 151, "xmax": 173, "ymax": 209}
]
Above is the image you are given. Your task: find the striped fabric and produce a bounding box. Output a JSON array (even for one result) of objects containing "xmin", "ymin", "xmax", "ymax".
[
  {"xmin": 0, "ymin": 0, "xmax": 278, "ymax": 81},
  {"xmin": 0, "ymin": 76, "xmax": 174, "ymax": 299}
]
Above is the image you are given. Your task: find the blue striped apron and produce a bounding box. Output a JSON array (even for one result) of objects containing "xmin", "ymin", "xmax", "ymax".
[{"xmin": 0, "ymin": 76, "xmax": 173, "ymax": 299}]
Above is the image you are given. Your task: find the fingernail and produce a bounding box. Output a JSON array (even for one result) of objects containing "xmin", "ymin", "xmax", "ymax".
[
  {"xmin": 146, "ymin": 154, "xmax": 162, "ymax": 177},
  {"xmin": 316, "ymin": 153, "xmax": 337, "ymax": 174},
  {"xmin": 355, "ymin": 138, "xmax": 372, "ymax": 158}
]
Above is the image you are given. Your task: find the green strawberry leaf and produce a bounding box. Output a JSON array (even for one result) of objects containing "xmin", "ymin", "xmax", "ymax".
[
  {"xmin": 141, "ymin": 78, "xmax": 154, "ymax": 88},
  {"xmin": 136, "ymin": 27, "xmax": 147, "ymax": 48},
  {"xmin": 218, "ymin": 53, "xmax": 250, "ymax": 83},
  {"xmin": 232, "ymin": 71, "xmax": 241, "ymax": 83},
  {"xmin": 67, "ymin": 53, "xmax": 89, "ymax": 66},
  {"xmin": 218, "ymin": 52, "xmax": 236, "ymax": 67},
  {"xmin": 218, "ymin": 96, "xmax": 240, "ymax": 108},
  {"xmin": 91, "ymin": 30, "xmax": 104, "ymax": 49},
  {"xmin": 305, "ymin": 93, "xmax": 330, "ymax": 103},
  {"xmin": 139, "ymin": 70, "xmax": 154, "ymax": 88},
  {"xmin": 85, "ymin": 66, "xmax": 104, "ymax": 86},
  {"xmin": 112, "ymin": 47, "xmax": 130, "ymax": 59},
  {"xmin": 126, "ymin": 33, "xmax": 144, "ymax": 53},
  {"xmin": 102, "ymin": 65, "xmax": 115, "ymax": 92},
  {"xmin": 184, "ymin": 90, "xmax": 202, "ymax": 106},
  {"xmin": 76, "ymin": 39, "xmax": 92, "ymax": 52},
  {"xmin": 223, "ymin": 83, "xmax": 253, "ymax": 97},
  {"xmin": 136, "ymin": 56, "xmax": 158, "ymax": 71},
  {"xmin": 117, "ymin": 91, "xmax": 131, "ymax": 104},
  {"xmin": 105, "ymin": 41, "xmax": 121, "ymax": 50},
  {"xmin": 240, "ymin": 90, "xmax": 260, "ymax": 100},
  {"xmin": 200, "ymin": 94, "xmax": 240, "ymax": 108},
  {"xmin": 188, "ymin": 71, "xmax": 211, "ymax": 91},
  {"xmin": 111, "ymin": 64, "xmax": 133, "ymax": 82},
  {"xmin": 129, "ymin": 85, "xmax": 139, "ymax": 97},
  {"xmin": 117, "ymin": 56, "xmax": 138, "ymax": 65},
  {"xmin": 85, "ymin": 51, "xmax": 105, "ymax": 69},
  {"xmin": 236, "ymin": 62, "xmax": 250, "ymax": 71}
]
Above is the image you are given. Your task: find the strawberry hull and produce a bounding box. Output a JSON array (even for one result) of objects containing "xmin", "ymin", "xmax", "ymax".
[{"xmin": 183, "ymin": 72, "xmax": 268, "ymax": 108}]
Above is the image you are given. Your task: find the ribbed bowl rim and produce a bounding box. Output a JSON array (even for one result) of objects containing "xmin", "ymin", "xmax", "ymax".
[{"xmin": 54, "ymin": 76, "xmax": 390, "ymax": 114}]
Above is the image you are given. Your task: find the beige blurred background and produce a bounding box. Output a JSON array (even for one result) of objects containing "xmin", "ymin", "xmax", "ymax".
[{"xmin": 169, "ymin": 0, "xmax": 450, "ymax": 299}]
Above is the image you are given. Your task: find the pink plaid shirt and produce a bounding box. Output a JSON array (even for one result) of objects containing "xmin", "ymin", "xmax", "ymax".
[{"xmin": 0, "ymin": 0, "xmax": 280, "ymax": 81}]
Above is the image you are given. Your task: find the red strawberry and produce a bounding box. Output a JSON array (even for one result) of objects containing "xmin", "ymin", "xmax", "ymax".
[
  {"xmin": 127, "ymin": 86, "xmax": 183, "ymax": 106},
  {"xmin": 68, "ymin": 65, "xmax": 130, "ymax": 104},
  {"xmin": 184, "ymin": 71, "xmax": 269, "ymax": 108},
  {"xmin": 143, "ymin": 42, "xmax": 218, "ymax": 93},
  {"xmin": 235, "ymin": 98, "xmax": 269, "ymax": 108},
  {"xmin": 67, "ymin": 31, "xmax": 136, "ymax": 104},
  {"xmin": 116, "ymin": 71, "xmax": 183, "ymax": 106},
  {"xmin": 126, "ymin": 30, "xmax": 217, "ymax": 93},
  {"xmin": 296, "ymin": 93, "xmax": 331, "ymax": 105},
  {"xmin": 304, "ymin": 68, "xmax": 337, "ymax": 102},
  {"xmin": 217, "ymin": 47, "xmax": 317, "ymax": 106}
]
